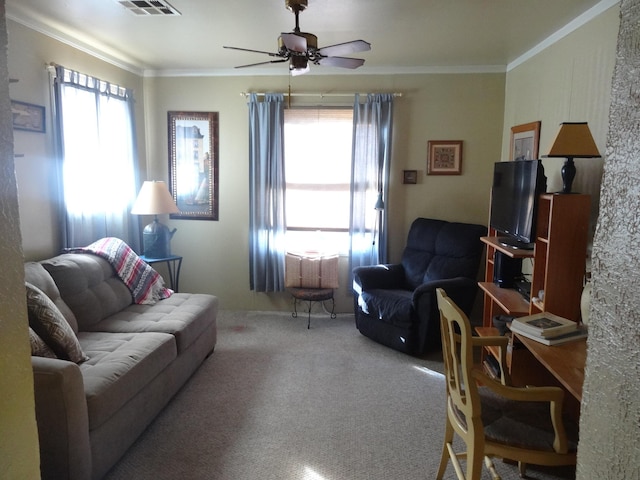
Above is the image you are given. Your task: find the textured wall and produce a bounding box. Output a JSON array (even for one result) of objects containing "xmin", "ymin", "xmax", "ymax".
[
  {"xmin": 578, "ymin": 0, "xmax": 640, "ymax": 478},
  {"xmin": 0, "ymin": 5, "xmax": 42, "ymax": 478}
]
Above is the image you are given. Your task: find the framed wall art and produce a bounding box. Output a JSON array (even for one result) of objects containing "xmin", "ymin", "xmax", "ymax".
[
  {"xmin": 403, "ymin": 170, "xmax": 418, "ymax": 184},
  {"xmin": 168, "ymin": 111, "xmax": 219, "ymax": 220},
  {"xmin": 427, "ymin": 140, "xmax": 463, "ymax": 175},
  {"xmin": 11, "ymin": 100, "xmax": 45, "ymax": 133},
  {"xmin": 510, "ymin": 121, "xmax": 541, "ymax": 161}
]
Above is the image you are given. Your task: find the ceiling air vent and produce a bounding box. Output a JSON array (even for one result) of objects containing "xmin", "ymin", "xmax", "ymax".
[{"xmin": 117, "ymin": 0, "xmax": 181, "ymax": 16}]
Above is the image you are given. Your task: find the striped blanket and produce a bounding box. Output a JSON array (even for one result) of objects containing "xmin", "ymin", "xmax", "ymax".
[{"xmin": 71, "ymin": 237, "xmax": 173, "ymax": 305}]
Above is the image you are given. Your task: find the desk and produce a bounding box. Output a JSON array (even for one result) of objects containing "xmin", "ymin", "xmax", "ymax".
[
  {"xmin": 476, "ymin": 326, "xmax": 586, "ymax": 423},
  {"xmin": 139, "ymin": 254, "xmax": 183, "ymax": 292},
  {"xmin": 513, "ymin": 332, "xmax": 586, "ymax": 402},
  {"xmin": 476, "ymin": 327, "xmax": 586, "ymax": 402}
]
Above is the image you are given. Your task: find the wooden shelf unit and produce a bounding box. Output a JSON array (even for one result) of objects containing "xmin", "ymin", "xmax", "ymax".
[
  {"xmin": 479, "ymin": 193, "xmax": 590, "ymax": 396},
  {"xmin": 481, "ymin": 193, "xmax": 590, "ymax": 326}
]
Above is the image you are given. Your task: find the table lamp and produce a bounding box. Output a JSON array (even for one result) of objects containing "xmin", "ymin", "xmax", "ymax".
[
  {"xmin": 131, "ymin": 181, "xmax": 179, "ymax": 258},
  {"xmin": 543, "ymin": 122, "xmax": 601, "ymax": 194}
]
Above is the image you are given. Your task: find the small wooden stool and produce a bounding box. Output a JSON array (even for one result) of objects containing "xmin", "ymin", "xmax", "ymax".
[{"xmin": 289, "ymin": 287, "xmax": 336, "ymax": 328}]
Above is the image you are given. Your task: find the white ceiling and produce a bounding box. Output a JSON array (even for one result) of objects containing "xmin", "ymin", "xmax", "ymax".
[{"xmin": 6, "ymin": 0, "xmax": 616, "ymax": 77}]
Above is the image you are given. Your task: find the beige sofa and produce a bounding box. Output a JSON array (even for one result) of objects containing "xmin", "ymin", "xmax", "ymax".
[{"xmin": 25, "ymin": 251, "xmax": 218, "ymax": 480}]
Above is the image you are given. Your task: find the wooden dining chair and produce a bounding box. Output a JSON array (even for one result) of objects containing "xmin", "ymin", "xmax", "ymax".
[{"xmin": 435, "ymin": 288, "xmax": 578, "ymax": 480}]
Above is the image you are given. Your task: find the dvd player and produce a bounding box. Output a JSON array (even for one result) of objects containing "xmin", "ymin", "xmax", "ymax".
[{"xmin": 515, "ymin": 280, "xmax": 532, "ymax": 301}]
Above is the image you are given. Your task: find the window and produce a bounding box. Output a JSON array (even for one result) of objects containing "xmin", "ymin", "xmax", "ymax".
[
  {"xmin": 54, "ymin": 66, "xmax": 139, "ymax": 248},
  {"xmin": 284, "ymin": 108, "xmax": 353, "ymax": 255}
]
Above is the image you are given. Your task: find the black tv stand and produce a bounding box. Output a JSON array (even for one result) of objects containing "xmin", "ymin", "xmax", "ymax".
[{"xmin": 497, "ymin": 236, "xmax": 534, "ymax": 250}]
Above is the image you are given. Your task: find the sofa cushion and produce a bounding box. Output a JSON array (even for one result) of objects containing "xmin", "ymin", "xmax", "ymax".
[
  {"xmin": 29, "ymin": 327, "xmax": 57, "ymax": 358},
  {"xmin": 82, "ymin": 293, "xmax": 218, "ymax": 353},
  {"xmin": 285, "ymin": 253, "xmax": 339, "ymax": 288},
  {"xmin": 77, "ymin": 331, "xmax": 177, "ymax": 430},
  {"xmin": 25, "ymin": 261, "xmax": 79, "ymax": 333},
  {"xmin": 41, "ymin": 254, "xmax": 134, "ymax": 330},
  {"xmin": 26, "ymin": 282, "xmax": 89, "ymax": 363}
]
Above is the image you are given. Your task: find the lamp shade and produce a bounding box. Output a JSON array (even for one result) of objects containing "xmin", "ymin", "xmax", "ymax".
[
  {"xmin": 544, "ymin": 122, "xmax": 601, "ymax": 158},
  {"xmin": 131, "ymin": 181, "xmax": 179, "ymax": 215}
]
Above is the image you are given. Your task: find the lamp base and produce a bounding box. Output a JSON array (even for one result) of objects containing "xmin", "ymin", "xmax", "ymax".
[
  {"xmin": 560, "ymin": 157, "xmax": 576, "ymax": 194},
  {"xmin": 142, "ymin": 219, "xmax": 176, "ymax": 259}
]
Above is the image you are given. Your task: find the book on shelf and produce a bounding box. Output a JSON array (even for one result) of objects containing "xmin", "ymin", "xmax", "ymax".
[
  {"xmin": 482, "ymin": 354, "xmax": 502, "ymax": 380},
  {"xmin": 510, "ymin": 322, "xmax": 588, "ymax": 346},
  {"xmin": 510, "ymin": 311, "xmax": 578, "ymax": 339}
]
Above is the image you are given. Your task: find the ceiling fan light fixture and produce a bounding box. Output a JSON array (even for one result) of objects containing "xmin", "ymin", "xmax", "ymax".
[{"xmin": 289, "ymin": 55, "xmax": 309, "ymax": 75}]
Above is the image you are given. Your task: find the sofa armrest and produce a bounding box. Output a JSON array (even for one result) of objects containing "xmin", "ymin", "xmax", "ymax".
[
  {"xmin": 32, "ymin": 356, "xmax": 92, "ymax": 480},
  {"xmin": 352, "ymin": 264, "xmax": 405, "ymax": 292}
]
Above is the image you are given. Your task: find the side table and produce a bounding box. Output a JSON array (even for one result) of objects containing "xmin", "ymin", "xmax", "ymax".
[
  {"xmin": 289, "ymin": 287, "xmax": 336, "ymax": 329},
  {"xmin": 139, "ymin": 254, "xmax": 183, "ymax": 292}
]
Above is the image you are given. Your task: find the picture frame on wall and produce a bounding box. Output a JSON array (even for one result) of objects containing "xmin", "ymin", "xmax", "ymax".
[
  {"xmin": 427, "ymin": 140, "xmax": 463, "ymax": 175},
  {"xmin": 403, "ymin": 170, "xmax": 418, "ymax": 184},
  {"xmin": 510, "ymin": 121, "xmax": 541, "ymax": 161},
  {"xmin": 11, "ymin": 100, "xmax": 45, "ymax": 133},
  {"xmin": 168, "ymin": 111, "xmax": 219, "ymax": 220}
]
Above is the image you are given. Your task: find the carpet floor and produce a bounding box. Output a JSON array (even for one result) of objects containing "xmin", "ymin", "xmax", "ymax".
[{"xmin": 104, "ymin": 310, "xmax": 576, "ymax": 480}]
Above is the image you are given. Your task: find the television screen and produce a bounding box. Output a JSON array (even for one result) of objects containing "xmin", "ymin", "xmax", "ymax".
[{"xmin": 490, "ymin": 160, "xmax": 546, "ymax": 248}]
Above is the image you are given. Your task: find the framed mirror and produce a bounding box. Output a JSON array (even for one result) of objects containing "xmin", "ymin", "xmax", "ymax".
[{"xmin": 168, "ymin": 111, "xmax": 219, "ymax": 220}]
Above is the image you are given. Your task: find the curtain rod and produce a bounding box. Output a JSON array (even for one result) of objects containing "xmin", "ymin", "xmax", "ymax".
[{"xmin": 240, "ymin": 92, "xmax": 402, "ymax": 98}]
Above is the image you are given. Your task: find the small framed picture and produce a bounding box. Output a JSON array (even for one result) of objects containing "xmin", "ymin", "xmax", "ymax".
[
  {"xmin": 403, "ymin": 170, "xmax": 418, "ymax": 184},
  {"xmin": 427, "ymin": 140, "xmax": 463, "ymax": 175},
  {"xmin": 11, "ymin": 100, "xmax": 45, "ymax": 133},
  {"xmin": 510, "ymin": 121, "xmax": 540, "ymax": 161}
]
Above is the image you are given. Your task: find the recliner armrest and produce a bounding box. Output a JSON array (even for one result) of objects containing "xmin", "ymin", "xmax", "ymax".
[
  {"xmin": 352, "ymin": 263, "xmax": 406, "ymax": 291},
  {"xmin": 412, "ymin": 277, "xmax": 477, "ymax": 305}
]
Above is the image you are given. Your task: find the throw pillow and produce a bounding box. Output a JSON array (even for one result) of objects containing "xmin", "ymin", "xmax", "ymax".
[
  {"xmin": 25, "ymin": 282, "xmax": 89, "ymax": 363},
  {"xmin": 285, "ymin": 253, "xmax": 339, "ymax": 289},
  {"xmin": 29, "ymin": 327, "xmax": 57, "ymax": 358}
]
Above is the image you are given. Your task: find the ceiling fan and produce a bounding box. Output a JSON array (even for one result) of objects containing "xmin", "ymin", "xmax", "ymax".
[{"xmin": 223, "ymin": 0, "xmax": 371, "ymax": 76}]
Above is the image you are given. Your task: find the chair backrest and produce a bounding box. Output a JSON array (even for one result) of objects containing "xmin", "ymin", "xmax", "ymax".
[
  {"xmin": 436, "ymin": 288, "xmax": 481, "ymax": 430},
  {"xmin": 401, "ymin": 218, "xmax": 486, "ymax": 290}
]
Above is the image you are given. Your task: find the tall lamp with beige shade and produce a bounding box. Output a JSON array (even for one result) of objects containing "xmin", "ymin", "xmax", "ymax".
[
  {"xmin": 131, "ymin": 181, "xmax": 179, "ymax": 258},
  {"xmin": 543, "ymin": 122, "xmax": 601, "ymax": 194}
]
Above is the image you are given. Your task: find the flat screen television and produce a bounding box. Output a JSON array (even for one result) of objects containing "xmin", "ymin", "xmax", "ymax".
[{"xmin": 490, "ymin": 159, "xmax": 547, "ymax": 249}]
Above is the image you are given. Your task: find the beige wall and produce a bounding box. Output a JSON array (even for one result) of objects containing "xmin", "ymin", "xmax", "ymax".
[
  {"xmin": 0, "ymin": 11, "xmax": 41, "ymax": 480},
  {"xmin": 143, "ymin": 73, "xmax": 504, "ymax": 312},
  {"xmin": 503, "ymin": 5, "xmax": 620, "ymax": 251},
  {"xmin": 8, "ymin": 21, "xmax": 147, "ymax": 260},
  {"xmin": 10, "ymin": 18, "xmax": 506, "ymax": 314}
]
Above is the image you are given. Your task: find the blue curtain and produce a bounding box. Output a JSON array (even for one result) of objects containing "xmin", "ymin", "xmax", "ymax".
[
  {"xmin": 52, "ymin": 66, "xmax": 140, "ymax": 251},
  {"xmin": 349, "ymin": 93, "xmax": 394, "ymax": 272},
  {"xmin": 248, "ymin": 93, "xmax": 287, "ymax": 292}
]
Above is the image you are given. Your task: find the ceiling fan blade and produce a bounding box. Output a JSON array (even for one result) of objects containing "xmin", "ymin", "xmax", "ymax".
[
  {"xmin": 317, "ymin": 40, "xmax": 371, "ymax": 57},
  {"xmin": 234, "ymin": 59, "xmax": 288, "ymax": 69},
  {"xmin": 317, "ymin": 56, "xmax": 365, "ymax": 69},
  {"xmin": 223, "ymin": 46, "xmax": 281, "ymax": 57},
  {"xmin": 280, "ymin": 33, "xmax": 307, "ymax": 53}
]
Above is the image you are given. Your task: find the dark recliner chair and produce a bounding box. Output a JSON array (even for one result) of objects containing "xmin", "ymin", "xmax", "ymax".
[{"xmin": 352, "ymin": 218, "xmax": 486, "ymax": 355}]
